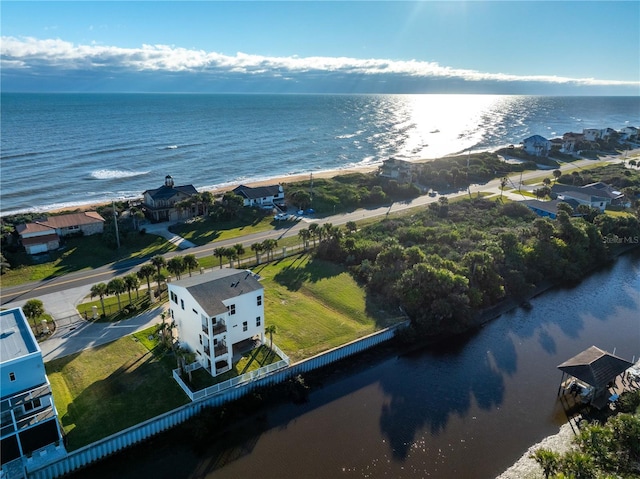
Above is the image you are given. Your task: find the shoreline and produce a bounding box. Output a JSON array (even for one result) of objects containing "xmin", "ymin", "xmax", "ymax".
[{"xmin": 32, "ymin": 165, "xmax": 382, "ymax": 216}]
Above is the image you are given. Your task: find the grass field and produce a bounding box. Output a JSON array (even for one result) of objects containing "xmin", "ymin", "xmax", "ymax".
[
  {"xmin": 257, "ymin": 254, "xmax": 402, "ymax": 362},
  {"xmin": 45, "ymin": 327, "xmax": 189, "ymax": 450}
]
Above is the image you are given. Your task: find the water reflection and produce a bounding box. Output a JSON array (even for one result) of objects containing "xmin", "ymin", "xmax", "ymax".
[{"xmin": 71, "ymin": 251, "xmax": 639, "ymax": 478}]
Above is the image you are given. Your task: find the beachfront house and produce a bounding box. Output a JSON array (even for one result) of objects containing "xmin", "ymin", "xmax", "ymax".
[
  {"xmin": 522, "ymin": 135, "xmax": 551, "ymax": 157},
  {"xmin": 142, "ymin": 175, "xmax": 199, "ymax": 222},
  {"xmin": 561, "ymin": 132, "xmax": 584, "ymax": 153},
  {"xmin": 16, "ymin": 211, "xmax": 105, "ymax": 255},
  {"xmin": 378, "ymin": 158, "xmax": 421, "ymax": 184},
  {"xmin": 620, "ymin": 126, "xmax": 639, "ymax": 141},
  {"xmin": 168, "ymin": 269, "xmax": 265, "ymax": 377},
  {"xmin": 582, "ymin": 128, "xmax": 601, "ymax": 142},
  {"xmin": 0, "ymin": 308, "xmax": 66, "ymax": 476},
  {"xmin": 522, "ymin": 199, "xmax": 581, "ymax": 220},
  {"xmin": 231, "ymin": 184, "xmax": 285, "ymax": 209}
]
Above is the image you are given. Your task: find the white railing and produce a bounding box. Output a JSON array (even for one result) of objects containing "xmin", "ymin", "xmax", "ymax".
[{"xmin": 29, "ymin": 322, "xmax": 407, "ymax": 479}]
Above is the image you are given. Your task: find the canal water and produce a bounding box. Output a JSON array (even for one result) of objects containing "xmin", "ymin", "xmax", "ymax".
[{"xmin": 72, "ymin": 250, "xmax": 640, "ymax": 479}]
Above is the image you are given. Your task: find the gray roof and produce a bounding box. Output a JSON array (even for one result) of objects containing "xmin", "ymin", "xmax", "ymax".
[
  {"xmin": 0, "ymin": 308, "xmax": 39, "ymax": 364},
  {"xmin": 171, "ymin": 268, "xmax": 263, "ymax": 316},
  {"xmin": 144, "ymin": 184, "xmax": 198, "ymax": 201},
  {"xmin": 232, "ymin": 184, "xmax": 282, "ymax": 200},
  {"xmin": 558, "ymin": 346, "xmax": 633, "ymax": 389},
  {"xmin": 523, "ymin": 199, "xmax": 581, "ymax": 216}
]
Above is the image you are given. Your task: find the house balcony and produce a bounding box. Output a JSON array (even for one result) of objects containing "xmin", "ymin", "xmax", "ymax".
[
  {"xmin": 203, "ymin": 346, "xmax": 210, "ymax": 356},
  {"xmin": 202, "ymin": 324, "xmax": 209, "ymax": 335},
  {"xmin": 212, "ymin": 321, "xmax": 227, "ymax": 336},
  {"xmin": 214, "ymin": 344, "xmax": 228, "ymax": 357}
]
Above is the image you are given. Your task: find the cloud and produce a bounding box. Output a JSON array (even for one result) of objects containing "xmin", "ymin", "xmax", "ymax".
[{"xmin": 1, "ymin": 36, "xmax": 638, "ymax": 93}]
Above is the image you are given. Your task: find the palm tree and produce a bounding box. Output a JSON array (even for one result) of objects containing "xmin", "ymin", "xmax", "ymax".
[
  {"xmin": 530, "ymin": 449, "xmax": 560, "ymax": 479},
  {"xmin": 200, "ymin": 191, "xmax": 215, "ymax": 216},
  {"xmin": 233, "ymin": 243, "xmax": 245, "ymax": 267},
  {"xmin": 107, "ymin": 277, "xmax": 126, "ymax": 311},
  {"xmin": 183, "ymin": 254, "xmax": 199, "ymax": 277},
  {"xmin": 124, "ymin": 273, "xmax": 140, "ymax": 303},
  {"xmin": 151, "ymin": 255, "xmax": 166, "ymax": 292},
  {"xmin": 298, "ymin": 228, "xmax": 311, "ymax": 250},
  {"xmin": 224, "ymin": 247, "xmax": 238, "ymax": 267},
  {"xmin": 213, "ymin": 247, "xmax": 227, "ymax": 269},
  {"xmin": 500, "ymin": 177, "xmax": 508, "ymax": 200},
  {"xmin": 167, "ymin": 255, "xmax": 185, "ymax": 280},
  {"xmin": 90, "ymin": 282, "xmax": 109, "ymax": 317},
  {"xmin": 137, "ymin": 264, "xmax": 156, "ymax": 298},
  {"xmin": 23, "ymin": 299, "xmax": 45, "ymax": 330},
  {"xmin": 261, "ymin": 239, "xmax": 278, "ymax": 262},
  {"xmin": 251, "ymin": 242, "xmax": 264, "ymax": 264},
  {"xmin": 264, "ymin": 324, "xmax": 277, "ymax": 361},
  {"xmin": 308, "ymin": 223, "xmax": 319, "ymax": 247}
]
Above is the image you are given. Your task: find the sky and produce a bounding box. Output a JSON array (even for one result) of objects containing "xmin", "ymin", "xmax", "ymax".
[{"xmin": 1, "ymin": 1, "xmax": 639, "ymax": 95}]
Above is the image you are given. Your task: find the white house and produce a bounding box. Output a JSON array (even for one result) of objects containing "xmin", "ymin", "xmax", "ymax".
[
  {"xmin": 231, "ymin": 184, "xmax": 285, "ymax": 209},
  {"xmin": 0, "ymin": 308, "xmax": 66, "ymax": 475},
  {"xmin": 168, "ymin": 268, "xmax": 265, "ymax": 377},
  {"xmin": 620, "ymin": 126, "xmax": 639, "ymax": 141},
  {"xmin": 582, "ymin": 128, "xmax": 601, "ymax": 142},
  {"xmin": 522, "ymin": 135, "xmax": 551, "ymax": 157},
  {"xmin": 16, "ymin": 211, "xmax": 105, "ymax": 255}
]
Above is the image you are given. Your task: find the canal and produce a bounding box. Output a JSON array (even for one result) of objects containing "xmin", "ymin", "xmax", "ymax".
[{"xmin": 72, "ymin": 250, "xmax": 640, "ymax": 478}]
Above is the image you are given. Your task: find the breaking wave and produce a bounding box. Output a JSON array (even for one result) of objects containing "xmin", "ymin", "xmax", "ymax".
[{"xmin": 90, "ymin": 169, "xmax": 150, "ymax": 180}]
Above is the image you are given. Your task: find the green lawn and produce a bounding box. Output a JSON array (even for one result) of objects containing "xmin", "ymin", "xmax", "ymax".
[
  {"xmin": 45, "ymin": 327, "xmax": 189, "ymax": 450},
  {"xmin": 2, "ymin": 233, "xmax": 176, "ymax": 287},
  {"xmin": 257, "ymin": 254, "xmax": 402, "ymax": 362}
]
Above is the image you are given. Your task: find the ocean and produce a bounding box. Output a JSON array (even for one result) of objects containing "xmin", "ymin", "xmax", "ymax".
[{"xmin": 1, "ymin": 93, "xmax": 638, "ymax": 216}]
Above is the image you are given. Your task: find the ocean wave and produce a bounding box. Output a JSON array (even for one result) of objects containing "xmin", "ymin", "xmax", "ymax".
[{"xmin": 90, "ymin": 169, "xmax": 150, "ymax": 180}]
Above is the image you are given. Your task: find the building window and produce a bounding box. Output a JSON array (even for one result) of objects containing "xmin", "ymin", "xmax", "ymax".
[
  {"xmin": 170, "ymin": 292, "xmax": 178, "ymax": 303},
  {"xmin": 243, "ymin": 321, "xmax": 248, "ymax": 332},
  {"xmin": 199, "ymin": 335, "xmax": 203, "ymax": 345},
  {"xmin": 23, "ymin": 398, "xmax": 42, "ymax": 412},
  {"xmin": 229, "ymin": 304, "xmax": 236, "ymax": 315},
  {"xmin": 9, "ymin": 372, "xmax": 15, "ymax": 382},
  {"xmin": 181, "ymin": 299, "xmax": 185, "ymax": 310},
  {"xmin": 193, "ymin": 308, "xmax": 198, "ymax": 315},
  {"xmin": 257, "ymin": 295, "xmax": 262, "ymax": 306},
  {"xmin": 256, "ymin": 316, "xmax": 261, "ymax": 327}
]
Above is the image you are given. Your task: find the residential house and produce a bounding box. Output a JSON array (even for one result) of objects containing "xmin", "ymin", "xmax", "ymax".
[
  {"xmin": 231, "ymin": 184, "xmax": 285, "ymax": 209},
  {"xmin": 550, "ymin": 182, "xmax": 624, "ymax": 212},
  {"xmin": 168, "ymin": 268, "xmax": 265, "ymax": 377},
  {"xmin": 16, "ymin": 211, "xmax": 105, "ymax": 255},
  {"xmin": 620, "ymin": 126, "xmax": 639, "ymax": 141},
  {"xmin": 378, "ymin": 158, "xmax": 421, "ymax": 183},
  {"xmin": 582, "ymin": 128, "xmax": 601, "ymax": 142},
  {"xmin": 1, "ymin": 308, "xmax": 66, "ymax": 477},
  {"xmin": 522, "ymin": 135, "xmax": 551, "ymax": 157},
  {"xmin": 142, "ymin": 175, "xmax": 199, "ymax": 222},
  {"xmin": 522, "ymin": 198, "xmax": 581, "ymax": 220},
  {"xmin": 561, "ymin": 132, "xmax": 584, "ymax": 153}
]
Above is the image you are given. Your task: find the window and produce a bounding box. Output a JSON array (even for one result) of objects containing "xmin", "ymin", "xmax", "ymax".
[
  {"xmin": 256, "ymin": 316, "xmax": 261, "ymax": 327},
  {"xmin": 170, "ymin": 291, "xmax": 178, "ymax": 303},
  {"xmin": 9, "ymin": 372, "xmax": 15, "ymax": 382},
  {"xmin": 181, "ymin": 299, "xmax": 185, "ymax": 310},
  {"xmin": 23, "ymin": 398, "xmax": 42, "ymax": 412},
  {"xmin": 229, "ymin": 304, "xmax": 236, "ymax": 315},
  {"xmin": 193, "ymin": 308, "xmax": 198, "ymax": 315},
  {"xmin": 257, "ymin": 295, "xmax": 262, "ymax": 306},
  {"xmin": 243, "ymin": 321, "xmax": 248, "ymax": 332},
  {"xmin": 199, "ymin": 335, "xmax": 203, "ymax": 345}
]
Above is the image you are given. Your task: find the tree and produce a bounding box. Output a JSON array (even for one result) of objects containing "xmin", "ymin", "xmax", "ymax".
[
  {"xmin": 290, "ymin": 190, "xmax": 311, "ymax": 210},
  {"xmin": 107, "ymin": 277, "xmax": 126, "ymax": 311},
  {"xmin": 183, "ymin": 254, "xmax": 199, "ymax": 277},
  {"xmin": 23, "ymin": 299, "xmax": 45, "ymax": 330},
  {"xmin": 224, "ymin": 247, "xmax": 238, "ymax": 267},
  {"xmin": 150, "ymin": 255, "xmax": 166, "ymax": 293},
  {"xmin": 213, "ymin": 247, "xmax": 226, "ymax": 269},
  {"xmin": 124, "ymin": 273, "xmax": 140, "ymax": 303},
  {"xmin": 553, "ymin": 169, "xmax": 562, "ymax": 182},
  {"xmin": 500, "ymin": 177, "xmax": 508, "ymax": 200},
  {"xmin": 345, "ymin": 221, "xmax": 358, "ymax": 233},
  {"xmin": 264, "ymin": 324, "xmax": 277, "ymax": 362},
  {"xmin": 137, "ymin": 264, "xmax": 156, "ymax": 298},
  {"xmin": 221, "ymin": 192, "xmax": 244, "ymax": 217},
  {"xmin": 167, "ymin": 256, "xmax": 185, "ymax": 280},
  {"xmin": 233, "ymin": 243, "xmax": 245, "ymax": 266},
  {"xmin": 251, "ymin": 242, "xmax": 264, "ymax": 264},
  {"xmin": 308, "ymin": 223, "xmax": 319, "ymax": 247},
  {"xmin": 90, "ymin": 282, "xmax": 109, "ymax": 317},
  {"xmin": 543, "ymin": 177, "xmax": 551, "ymax": 186},
  {"xmin": 530, "ymin": 448, "xmax": 560, "ymax": 479},
  {"xmin": 261, "ymin": 239, "xmax": 278, "ymax": 261},
  {"xmin": 298, "ymin": 228, "xmax": 311, "ymax": 250}
]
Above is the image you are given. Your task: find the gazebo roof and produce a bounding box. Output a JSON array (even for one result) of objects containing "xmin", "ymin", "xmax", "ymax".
[{"xmin": 558, "ymin": 345, "xmax": 633, "ymax": 389}]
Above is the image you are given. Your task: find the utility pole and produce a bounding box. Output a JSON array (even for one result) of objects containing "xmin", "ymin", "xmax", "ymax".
[
  {"xmin": 113, "ymin": 200, "xmax": 121, "ymax": 249},
  {"xmin": 310, "ymin": 172, "xmax": 314, "ymax": 207}
]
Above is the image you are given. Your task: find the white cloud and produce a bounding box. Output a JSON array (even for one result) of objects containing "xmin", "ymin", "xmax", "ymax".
[{"xmin": 1, "ymin": 36, "xmax": 637, "ymax": 89}]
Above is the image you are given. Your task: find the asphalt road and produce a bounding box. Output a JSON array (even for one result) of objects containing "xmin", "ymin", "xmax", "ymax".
[{"xmin": 0, "ymin": 154, "xmax": 630, "ymax": 307}]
